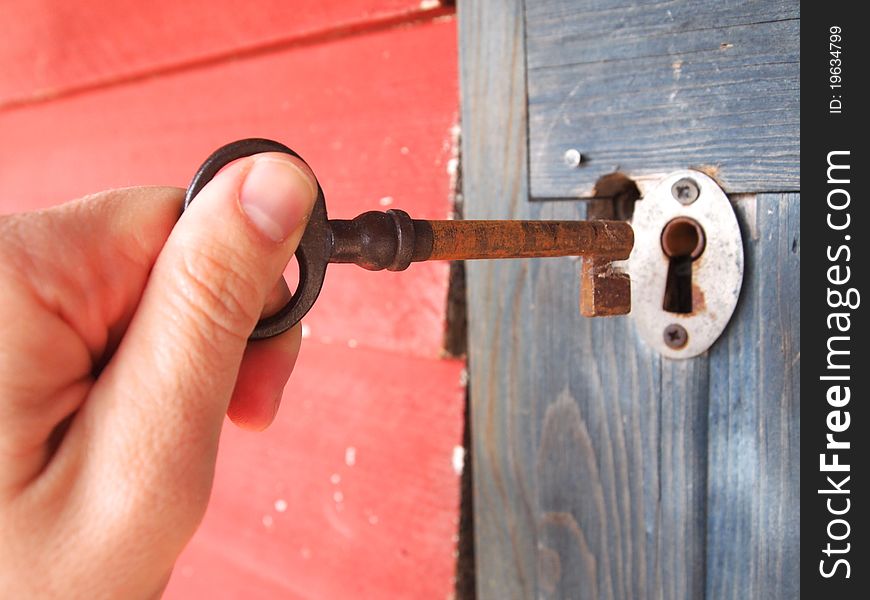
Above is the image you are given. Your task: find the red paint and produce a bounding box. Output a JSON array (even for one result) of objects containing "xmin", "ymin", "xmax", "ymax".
[
  {"xmin": 0, "ymin": 18, "xmax": 459, "ymax": 359},
  {"xmin": 171, "ymin": 341, "xmax": 465, "ymax": 599},
  {"xmin": 0, "ymin": 8, "xmax": 464, "ymax": 599},
  {"xmin": 0, "ymin": 0, "xmax": 452, "ymax": 108}
]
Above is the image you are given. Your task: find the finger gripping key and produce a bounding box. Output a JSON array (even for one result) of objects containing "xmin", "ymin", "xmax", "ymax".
[
  {"xmin": 183, "ymin": 138, "xmax": 634, "ymax": 341},
  {"xmin": 184, "ymin": 138, "xmax": 330, "ymax": 340}
]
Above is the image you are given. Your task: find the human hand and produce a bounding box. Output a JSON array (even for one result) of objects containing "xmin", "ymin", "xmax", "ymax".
[{"xmin": 0, "ymin": 152, "xmax": 317, "ymax": 597}]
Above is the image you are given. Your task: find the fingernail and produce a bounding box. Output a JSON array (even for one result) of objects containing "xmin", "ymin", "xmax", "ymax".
[{"xmin": 239, "ymin": 156, "xmax": 317, "ymax": 242}]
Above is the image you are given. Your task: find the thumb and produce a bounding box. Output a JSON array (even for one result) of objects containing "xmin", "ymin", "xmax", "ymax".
[{"xmin": 79, "ymin": 152, "xmax": 317, "ymax": 525}]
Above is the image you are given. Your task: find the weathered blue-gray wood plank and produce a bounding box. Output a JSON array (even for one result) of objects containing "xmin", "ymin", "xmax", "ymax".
[
  {"xmin": 460, "ymin": 3, "xmax": 709, "ymax": 596},
  {"xmin": 659, "ymin": 358, "xmax": 709, "ymax": 599},
  {"xmin": 525, "ymin": 0, "xmax": 800, "ymax": 199},
  {"xmin": 460, "ymin": 0, "xmax": 800, "ymax": 598},
  {"xmin": 531, "ymin": 201, "xmax": 664, "ymax": 600},
  {"xmin": 458, "ymin": 0, "xmax": 540, "ymax": 596},
  {"xmin": 705, "ymin": 193, "xmax": 800, "ymax": 599}
]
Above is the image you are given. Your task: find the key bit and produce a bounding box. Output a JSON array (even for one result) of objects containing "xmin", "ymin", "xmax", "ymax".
[{"xmin": 184, "ymin": 139, "xmax": 633, "ymax": 339}]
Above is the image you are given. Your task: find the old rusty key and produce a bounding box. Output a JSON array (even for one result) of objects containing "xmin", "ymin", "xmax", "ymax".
[{"xmin": 184, "ymin": 139, "xmax": 633, "ymax": 339}]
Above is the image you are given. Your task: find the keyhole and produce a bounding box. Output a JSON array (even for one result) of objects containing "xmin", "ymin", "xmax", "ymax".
[{"xmin": 661, "ymin": 217, "xmax": 706, "ymax": 313}]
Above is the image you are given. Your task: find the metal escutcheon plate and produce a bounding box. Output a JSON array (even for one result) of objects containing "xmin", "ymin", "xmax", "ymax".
[{"xmin": 628, "ymin": 170, "xmax": 743, "ymax": 359}]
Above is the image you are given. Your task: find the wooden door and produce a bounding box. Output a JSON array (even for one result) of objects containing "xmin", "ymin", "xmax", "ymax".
[{"xmin": 458, "ymin": 1, "xmax": 799, "ymax": 598}]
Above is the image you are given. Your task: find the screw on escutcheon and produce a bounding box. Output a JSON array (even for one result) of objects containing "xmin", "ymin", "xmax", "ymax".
[
  {"xmin": 663, "ymin": 323, "xmax": 689, "ymax": 349},
  {"xmin": 671, "ymin": 177, "xmax": 700, "ymax": 205}
]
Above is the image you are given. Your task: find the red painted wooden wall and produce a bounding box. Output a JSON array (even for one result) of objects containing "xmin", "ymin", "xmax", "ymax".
[{"xmin": 0, "ymin": 2, "xmax": 465, "ymax": 597}]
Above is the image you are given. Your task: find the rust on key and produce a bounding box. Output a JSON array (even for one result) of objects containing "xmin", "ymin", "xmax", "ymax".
[
  {"xmin": 184, "ymin": 139, "xmax": 635, "ymax": 339},
  {"xmin": 331, "ymin": 212, "xmax": 632, "ymax": 266},
  {"xmin": 425, "ymin": 219, "xmax": 632, "ymax": 261}
]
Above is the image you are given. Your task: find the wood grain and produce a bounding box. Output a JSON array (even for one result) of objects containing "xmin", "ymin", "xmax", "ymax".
[
  {"xmin": 461, "ymin": 1, "xmax": 799, "ymax": 598},
  {"xmin": 659, "ymin": 358, "xmax": 709, "ymax": 600},
  {"xmin": 705, "ymin": 193, "xmax": 800, "ymax": 599},
  {"xmin": 0, "ymin": 0, "xmax": 452, "ymax": 108},
  {"xmin": 458, "ymin": 0, "xmax": 540, "ymax": 595},
  {"xmin": 529, "ymin": 202, "xmax": 668, "ymax": 600},
  {"xmin": 525, "ymin": 0, "xmax": 800, "ymax": 198}
]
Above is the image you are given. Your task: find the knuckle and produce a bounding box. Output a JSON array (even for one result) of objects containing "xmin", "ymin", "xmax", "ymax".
[
  {"xmin": 171, "ymin": 245, "xmax": 262, "ymax": 345},
  {"xmin": 0, "ymin": 215, "xmax": 38, "ymax": 282}
]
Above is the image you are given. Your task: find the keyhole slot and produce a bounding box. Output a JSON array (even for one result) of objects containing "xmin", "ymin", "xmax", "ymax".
[{"xmin": 661, "ymin": 217, "xmax": 706, "ymax": 313}]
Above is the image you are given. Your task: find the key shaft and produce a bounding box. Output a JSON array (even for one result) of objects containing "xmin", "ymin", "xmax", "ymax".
[
  {"xmin": 328, "ymin": 209, "xmax": 633, "ymax": 271},
  {"xmin": 185, "ymin": 138, "xmax": 634, "ymax": 340},
  {"xmin": 425, "ymin": 219, "xmax": 633, "ymax": 261}
]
